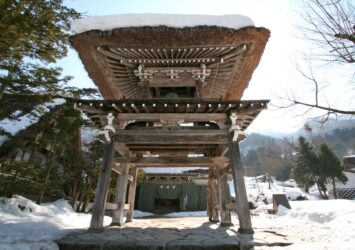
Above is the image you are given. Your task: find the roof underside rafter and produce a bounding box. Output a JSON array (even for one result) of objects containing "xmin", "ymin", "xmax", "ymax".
[{"xmin": 69, "ymin": 26, "xmax": 270, "ymax": 100}]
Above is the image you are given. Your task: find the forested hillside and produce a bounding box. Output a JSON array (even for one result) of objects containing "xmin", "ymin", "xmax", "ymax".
[{"xmin": 240, "ymin": 119, "xmax": 355, "ymax": 180}]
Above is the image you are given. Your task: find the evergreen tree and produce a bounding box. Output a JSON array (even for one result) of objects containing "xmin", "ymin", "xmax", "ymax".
[
  {"xmin": 294, "ymin": 136, "xmax": 321, "ymax": 194},
  {"xmin": 318, "ymin": 143, "xmax": 348, "ymax": 199},
  {"xmin": 0, "ymin": 0, "xmax": 80, "ymax": 99}
]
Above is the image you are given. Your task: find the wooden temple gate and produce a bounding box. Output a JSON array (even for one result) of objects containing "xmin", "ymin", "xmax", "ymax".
[
  {"xmin": 69, "ymin": 15, "xmax": 270, "ymax": 243},
  {"xmin": 75, "ymin": 99, "xmax": 267, "ymax": 235}
]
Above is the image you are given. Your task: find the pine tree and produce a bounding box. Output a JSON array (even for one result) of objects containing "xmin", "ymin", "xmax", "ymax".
[
  {"xmin": 0, "ymin": 0, "xmax": 80, "ymax": 99},
  {"xmin": 294, "ymin": 136, "xmax": 320, "ymax": 194},
  {"xmin": 318, "ymin": 144, "xmax": 348, "ymax": 199}
]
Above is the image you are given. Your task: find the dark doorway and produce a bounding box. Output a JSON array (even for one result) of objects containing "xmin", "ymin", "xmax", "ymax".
[{"xmin": 154, "ymin": 198, "xmax": 180, "ymax": 214}]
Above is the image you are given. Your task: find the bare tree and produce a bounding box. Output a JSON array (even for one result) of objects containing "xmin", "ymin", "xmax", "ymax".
[
  {"xmin": 300, "ymin": 0, "xmax": 354, "ymax": 64},
  {"xmin": 278, "ymin": 0, "xmax": 355, "ymax": 120}
]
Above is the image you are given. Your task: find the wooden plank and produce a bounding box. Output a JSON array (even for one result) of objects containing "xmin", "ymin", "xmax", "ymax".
[
  {"xmin": 111, "ymin": 163, "xmax": 129, "ymax": 226},
  {"xmin": 115, "ymin": 130, "xmax": 228, "ymax": 145},
  {"xmin": 126, "ymin": 168, "xmax": 138, "ymax": 222},
  {"xmin": 228, "ymin": 133, "xmax": 254, "ymax": 234},
  {"xmin": 90, "ymin": 142, "xmax": 114, "ymax": 230}
]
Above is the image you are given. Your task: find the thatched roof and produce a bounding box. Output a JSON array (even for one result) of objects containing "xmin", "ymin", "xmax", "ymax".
[{"xmin": 70, "ymin": 17, "xmax": 270, "ymax": 100}]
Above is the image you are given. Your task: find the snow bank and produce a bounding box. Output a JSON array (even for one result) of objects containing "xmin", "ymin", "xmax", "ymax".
[
  {"xmin": 229, "ymin": 177, "xmax": 310, "ymax": 207},
  {"xmin": 0, "ymin": 195, "xmax": 111, "ymax": 250},
  {"xmin": 71, "ymin": 14, "xmax": 254, "ymax": 34},
  {"xmin": 254, "ymin": 200, "xmax": 355, "ymax": 250}
]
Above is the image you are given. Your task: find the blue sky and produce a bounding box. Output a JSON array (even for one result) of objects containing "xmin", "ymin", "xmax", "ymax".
[{"xmin": 58, "ymin": 0, "xmax": 354, "ymax": 134}]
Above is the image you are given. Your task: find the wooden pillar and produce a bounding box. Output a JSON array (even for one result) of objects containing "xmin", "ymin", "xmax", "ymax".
[
  {"xmin": 195, "ymin": 79, "xmax": 203, "ymax": 98},
  {"xmin": 208, "ymin": 167, "xmax": 219, "ymax": 222},
  {"xmin": 126, "ymin": 167, "xmax": 138, "ymax": 222},
  {"xmin": 217, "ymin": 168, "xmax": 233, "ymax": 226},
  {"xmin": 228, "ymin": 133, "xmax": 254, "ymax": 234},
  {"xmin": 111, "ymin": 163, "xmax": 130, "ymax": 226},
  {"xmin": 90, "ymin": 142, "xmax": 114, "ymax": 230}
]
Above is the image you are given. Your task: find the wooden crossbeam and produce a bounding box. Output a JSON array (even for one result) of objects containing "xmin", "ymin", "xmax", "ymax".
[
  {"xmin": 111, "ymin": 164, "xmax": 133, "ymax": 182},
  {"xmin": 115, "ymin": 129, "xmax": 228, "ymax": 145},
  {"xmin": 105, "ymin": 202, "xmax": 130, "ymax": 210},
  {"xmin": 114, "ymin": 156, "xmax": 228, "ymax": 167},
  {"xmin": 116, "ymin": 113, "xmax": 227, "ymax": 122}
]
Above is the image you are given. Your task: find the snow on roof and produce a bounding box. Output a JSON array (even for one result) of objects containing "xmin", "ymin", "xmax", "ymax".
[
  {"xmin": 71, "ymin": 14, "xmax": 254, "ymax": 34},
  {"xmin": 0, "ymin": 98, "xmax": 66, "ymax": 145}
]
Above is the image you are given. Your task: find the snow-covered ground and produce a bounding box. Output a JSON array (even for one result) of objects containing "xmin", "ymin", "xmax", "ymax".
[
  {"xmin": 254, "ymin": 200, "xmax": 355, "ymax": 250},
  {"xmin": 1, "ymin": 178, "xmax": 354, "ymax": 249},
  {"xmin": 0, "ymin": 195, "xmax": 110, "ymax": 250}
]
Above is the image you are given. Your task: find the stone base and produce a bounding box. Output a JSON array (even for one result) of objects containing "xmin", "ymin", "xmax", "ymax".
[{"xmin": 56, "ymin": 217, "xmax": 292, "ymax": 250}]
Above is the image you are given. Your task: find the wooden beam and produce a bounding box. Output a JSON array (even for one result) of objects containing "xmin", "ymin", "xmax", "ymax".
[
  {"xmin": 105, "ymin": 203, "xmax": 131, "ymax": 210},
  {"xmin": 90, "ymin": 142, "xmax": 114, "ymax": 230},
  {"xmin": 126, "ymin": 168, "xmax": 138, "ymax": 222},
  {"xmin": 74, "ymin": 104, "xmax": 107, "ymax": 115},
  {"xmin": 114, "ymin": 156, "xmax": 228, "ymax": 167},
  {"xmin": 114, "ymin": 143, "xmax": 130, "ymax": 157},
  {"xmin": 116, "ymin": 113, "xmax": 227, "ymax": 122},
  {"xmin": 147, "ymin": 78, "xmax": 196, "ymax": 87},
  {"xmin": 112, "ymin": 164, "xmax": 133, "ymax": 181},
  {"xmin": 115, "ymin": 130, "xmax": 228, "ymax": 145}
]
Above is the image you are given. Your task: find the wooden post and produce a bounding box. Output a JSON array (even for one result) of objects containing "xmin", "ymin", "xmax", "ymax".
[
  {"xmin": 208, "ymin": 167, "xmax": 219, "ymax": 222},
  {"xmin": 111, "ymin": 163, "xmax": 130, "ymax": 226},
  {"xmin": 228, "ymin": 133, "xmax": 254, "ymax": 234},
  {"xmin": 195, "ymin": 79, "xmax": 203, "ymax": 98},
  {"xmin": 90, "ymin": 142, "xmax": 115, "ymax": 230},
  {"xmin": 207, "ymin": 167, "xmax": 213, "ymax": 221},
  {"xmin": 217, "ymin": 167, "xmax": 233, "ymax": 226},
  {"xmin": 126, "ymin": 167, "xmax": 138, "ymax": 222}
]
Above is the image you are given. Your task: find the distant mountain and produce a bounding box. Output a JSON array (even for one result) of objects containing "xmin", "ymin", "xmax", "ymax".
[
  {"xmin": 240, "ymin": 133, "xmax": 281, "ymax": 155},
  {"xmin": 241, "ymin": 118, "xmax": 355, "ymax": 159},
  {"xmin": 294, "ymin": 118, "xmax": 355, "ymax": 138}
]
